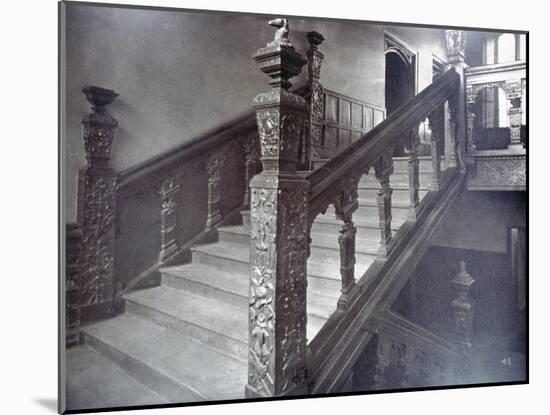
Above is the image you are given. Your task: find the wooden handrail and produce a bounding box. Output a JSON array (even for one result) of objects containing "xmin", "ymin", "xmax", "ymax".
[
  {"xmin": 117, "ymin": 84, "xmax": 311, "ymax": 195},
  {"xmin": 307, "ymin": 68, "xmax": 460, "ymax": 207}
]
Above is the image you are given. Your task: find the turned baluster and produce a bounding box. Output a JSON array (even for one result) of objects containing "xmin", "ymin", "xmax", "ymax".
[
  {"xmin": 374, "ymin": 153, "xmax": 394, "ymax": 257},
  {"xmin": 77, "ymin": 86, "xmax": 119, "ymax": 323},
  {"xmin": 335, "ymin": 176, "xmax": 360, "ymax": 310},
  {"xmin": 407, "ymin": 127, "xmax": 421, "ymax": 221},
  {"xmin": 428, "ymin": 108, "xmax": 443, "ymax": 190},
  {"xmin": 246, "ymin": 18, "xmax": 310, "ymax": 398}
]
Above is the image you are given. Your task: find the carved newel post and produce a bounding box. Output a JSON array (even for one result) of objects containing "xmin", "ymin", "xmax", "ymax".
[
  {"xmin": 305, "ymin": 31, "xmax": 325, "ymax": 169},
  {"xmin": 246, "ymin": 18, "xmax": 310, "ymax": 398},
  {"xmin": 446, "ymin": 30, "xmax": 466, "ymax": 172},
  {"xmin": 450, "ymin": 261, "xmax": 475, "ymax": 378},
  {"xmin": 77, "ymin": 86, "xmax": 118, "ymax": 323}
]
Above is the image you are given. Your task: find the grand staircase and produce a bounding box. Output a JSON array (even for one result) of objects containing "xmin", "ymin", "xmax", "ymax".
[{"xmin": 69, "ymin": 157, "xmax": 435, "ymax": 407}]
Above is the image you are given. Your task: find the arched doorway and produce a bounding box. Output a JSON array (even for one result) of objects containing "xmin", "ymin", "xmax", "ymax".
[{"xmin": 384, "ymin": 34, "xmax": 416, "ymax": 156}]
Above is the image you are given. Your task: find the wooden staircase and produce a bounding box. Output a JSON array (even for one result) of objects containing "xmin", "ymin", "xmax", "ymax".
[{"xmin": 74, "ymin": 157, "xmax": 435, "ymax": 406}]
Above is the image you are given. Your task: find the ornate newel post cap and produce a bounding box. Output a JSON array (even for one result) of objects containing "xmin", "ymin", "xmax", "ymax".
[
  {"xmin": 81, "ymin": 86, "xmax": 119, "ymax": 168},
  {"xmin": 307, "ymin": 31, "xmax": 325, "ymax": 48},
  {"xmin": 253, "ymin": 18, "xmax": 307, "ymax": 90},
  {"xmin": 453, "ymin": 261, "xmax": 475, "ymax": 288},
  {"xmin": 83, "ymin": 86, "xmax": 119, "ymax": 113},
  {"xmin": 252, "ymin": 18, "xmax": 308, "ymax": 172},
  {"xmin": 446, "ymin": 30, "xmax": 466, "ymax": 62}
]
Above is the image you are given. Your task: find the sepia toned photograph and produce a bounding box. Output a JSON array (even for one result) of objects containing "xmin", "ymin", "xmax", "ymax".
[{"xmin": 59, "ymin": 1, "xmax": 527, "ymax": 412}]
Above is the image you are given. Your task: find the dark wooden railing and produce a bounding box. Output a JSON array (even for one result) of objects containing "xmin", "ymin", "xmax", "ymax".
[{"xmin": 245, "ymin": 24, "xmax": 467, "ymax": 398}]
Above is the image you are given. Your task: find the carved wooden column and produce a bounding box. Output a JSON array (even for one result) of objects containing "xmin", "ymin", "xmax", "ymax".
[
  {"xmin": 77, "ymin": 86, "xmax": 118, "ymax": 323},
  {"xmin": 428, "ymin": 109, "xmax": 443, "ymax": 190},
  {"xmin": 243, "ymin": 129, "xmax": 261, "ymax": 207},
  {"xmin": 335, "ymin": 176, "xmax": 360, "ymax": 310},
  {"xmin": 465, "ymin": 86, "xmax": 477, "ymax": 154},
  {"xmin": 407, "ymin": 128, "xmax": 420, "ymax": 221},
  {"xmin": 305, "ymin": 31, "xmax": 325, "ymax": 169},
  {"xmin": 374, "ymin": 153, "xmax": 394, "ymax": 257},
  {"xmin": 246, "ymin": 19, "xmax": 310, "ymax": 398},
  {"xmin": 159, "ymin": 177, "xmax": 179, "ymax": 262},
  {"xmin": 506, "ymin": 81, "xmax": 523, "ymax": 148},
  {"xmin": 451, "ymin": 261, "xmax": 475, "ymax": 378},
  {"xmin": 446, "ymin": 30, "xmax": 467, "ymax": 173},
  {"xmin": 66, "ymin": 223, "xmax": 82, "ymax": 347},
  {"xmin": 205, "ymin": 147, "xmax": 225, "ymax": 230}
]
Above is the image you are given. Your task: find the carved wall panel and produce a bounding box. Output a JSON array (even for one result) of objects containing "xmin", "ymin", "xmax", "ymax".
[
  {"xmin": 66, "ymin": 223, "xmax": 82, "ymax": 347},
  {"xmin": 467, "ymin": 155, "xmax": 526, "ymax": 190}
]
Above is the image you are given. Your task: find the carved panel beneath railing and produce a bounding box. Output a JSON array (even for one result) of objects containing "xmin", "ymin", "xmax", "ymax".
[{"xmin": 466, "ymin": 151, "xmax": 526, "ymax": 191}]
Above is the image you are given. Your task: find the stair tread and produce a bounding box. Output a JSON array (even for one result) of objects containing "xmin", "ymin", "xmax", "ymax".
[
  {"xmin": 193, "ymin": 241, "xmax": 356, "ymax": 281},
  {"xmin": 357, "ymin": 199, "xmax": 411, "ymax": 209},
  {"xmin": 82, "ymin": 313, "xmax": 246, "ymax": 401},
  {"xmin": 313, "ymin": 212, "xmax": 406, "ymax": 230},
  {"xmin": 125, "ymin": 286, "xmax": 247, "ymax": 344},
  {"xmin": 66, "ymin": 344, "xmax": 170, "ymax": 409},
  {"xmin": 162, "ymin": 263, "xmax": 336, "ymax": 323},
  {"xmin": 161, "ymin": 263, "xmax": 248, "ymax": 298}
]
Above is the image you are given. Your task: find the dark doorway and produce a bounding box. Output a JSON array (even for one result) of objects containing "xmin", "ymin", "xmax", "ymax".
[
  {"xmin": 385, "ymin": 51, "xmax": 414, "ymax": 116},
  {"xmin": 384, "ymin": 36, "xmax": 416, "ymax": 156}
]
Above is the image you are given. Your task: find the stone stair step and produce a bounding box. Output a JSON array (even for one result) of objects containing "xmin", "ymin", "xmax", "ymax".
[
  {"xmin": 81, "ymin": 313, "xmax": 247, "ymax": 402},
  {"xmin": 124, "ymin": 286, "xmax": 248, "ymax": 362},
  {"xmin": 161, "ymin": 263, "xmax": 248, "ymax": 310},
  {"xmin": 192, "ymin": 241, "xmax": 346, "ymax": 283},
  {"xmin": 161, "ymin": 262, "xmax": 340, "ymax": 325},
  {"xmin": 66, "ymin": 344, "xmax": 169, "ymax": 410},
  {"xmin": 358, "ymin": 187, "xmax": 429, "ymax": 204},
  {"xmin": 312, "ymin": 212, "xmax": 406, "ymax": 236}
]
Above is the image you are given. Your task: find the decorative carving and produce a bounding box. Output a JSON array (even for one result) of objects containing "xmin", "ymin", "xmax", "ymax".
[
  {"xmin": 374, "ymin": 153, "xmax": 394, "ymax": 257},
  {"xmin": 467, "ymin": 155, "xmax": 526, "ymax": 190},
  {"xmin": 268, "ymin": 18, "xmax": 293, "ymax": 49},
  {"xmin": 247, "ymin": 29, "xmax": 310, "ymax": 398},
  {"xmin": 159, "ymin": 177, "xmax": 180, "ymax": 262},
  {"xmin": 253, "ymin": 21, "xmax": 307, "ymax": 90},
  {"xmin": 305, "ymin": 31, "xmax": 325, "ymax": 167},
  {"xmin": 66, "ymin": 223, "xmax": 82, "ymax": 347},
  {"xmin": 451, "ymin": 261, "xmax": 475, "ymax": 378},
  {"xmin": 243, "ymin": 128, "xmax": 261, "ymax": 206},
  {"xmin": 205, "ymin": 147, "xmax": 225, "ymax": 230},
  {"xmin": 446, "ymin": 30, "xmax": 465, "ymax": 58},
  {"xmin": 81, "ymin": 87, "xmax": 119, "ymax": 168},
  {"xmin": 78, "ymin": 86, "xmax": 118, "ymax": 322}
]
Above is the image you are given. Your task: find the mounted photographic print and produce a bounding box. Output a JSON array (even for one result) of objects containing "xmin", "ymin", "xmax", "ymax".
[{"xmin": 59, "ymin": 1, "xmax": 528, "ymax": 413}]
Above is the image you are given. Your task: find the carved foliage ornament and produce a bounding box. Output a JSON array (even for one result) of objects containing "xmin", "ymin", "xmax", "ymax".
[
  {"xmin": 446, "ymin": 30, "xmax": 466, "ymax": 57},
  {"xmin": 248, "ymin": 186, "xmax": 308, "ymax": 396},
  {"xmin": 80, "ymin": 175, "xmax": 117, "ymax": 306}
]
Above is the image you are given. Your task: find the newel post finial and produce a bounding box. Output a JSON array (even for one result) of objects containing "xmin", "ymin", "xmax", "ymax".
[
  {"xmin": 77, "ymin": 86, "xmax": 119, "ymax": 323},
  {"xmin": 304, "ymin": 31, "xmax": 325, "ymax": 169},
  {"xmin": 246, "ymin": 19, "xmax": 310, "ymax": 399},
  {"xmin": 451, "ymin": 261, "xmax": 475, "ymax": 379}
]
